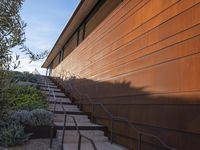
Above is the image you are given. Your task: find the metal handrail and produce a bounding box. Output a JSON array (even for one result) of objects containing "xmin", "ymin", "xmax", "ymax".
[
  {"xmin": 52, "ymin": 73, "xmax": 178, "ymax": 150},
  {"xmin": 64, "ymin": 115, "xmax": 97, "ymax": 150},
  {"xmin": 41, "ymin": 76, "xmax": 97, "ymax": 150},
  {"xmin": 60, "ymin": 95, "xmax": 97, "ymax": 150},
  {"xmin": 43, "ymin": 77, "xmax": 57, "ymax": 148},
  {"xmin": 36, "ymin": 75, "xmax": 56, "ymax": 148}
]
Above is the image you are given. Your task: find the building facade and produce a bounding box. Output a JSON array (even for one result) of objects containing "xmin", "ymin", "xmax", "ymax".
[{"xmin": 42, "ymin": 0, "xmax": 200, "ymax": 149}]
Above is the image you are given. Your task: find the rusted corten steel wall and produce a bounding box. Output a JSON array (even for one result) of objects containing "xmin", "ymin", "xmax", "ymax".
[{"xmin": 52, "ymin": 0, "xmax": 200, "ymax": 149}]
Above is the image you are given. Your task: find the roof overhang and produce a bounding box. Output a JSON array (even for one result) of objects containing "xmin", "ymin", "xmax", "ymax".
[{"xmin": 42, "ymin": 0, "xmax": 98, "ymax": 68}]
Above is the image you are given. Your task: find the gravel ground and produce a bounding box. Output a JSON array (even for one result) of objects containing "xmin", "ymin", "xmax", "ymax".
[{"xmin": 0, "ymin": 139, "xmax": 60, "ymax": 150}]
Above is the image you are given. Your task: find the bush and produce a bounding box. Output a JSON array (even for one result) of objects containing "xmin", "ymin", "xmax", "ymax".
[
  {"xmin": 10, "ymin": 110, "xmax": 31, "ymax": 125},
  {"xmin": 12, "ymin": 71, "xmax": 37, "ymax": 83},
  {"xmin": 0, "ymin": 70, "xmax": 17, "ymax": 119},
  {"xmin": 0, "ymin": 123, "xmax": 31, "ymax": 147},
  {"xmin": 29, "ymin": 109, "xmax": 53, "ymax": 126},
  {"xmin": 9, "ymin": 86, "xmax": 47, "ymax": 111},
  {"xmin": 0, "ymin": 71, "xmax": 38, "ymax": 119},
  {"xmin": 10, "ymin": 109, "xmax": 53, "ymax": 126}
]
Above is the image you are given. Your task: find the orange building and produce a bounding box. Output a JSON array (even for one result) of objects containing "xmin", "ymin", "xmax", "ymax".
[{"xmin": 42, "ymin": 0, "xmax": 200, "ymax": 149}]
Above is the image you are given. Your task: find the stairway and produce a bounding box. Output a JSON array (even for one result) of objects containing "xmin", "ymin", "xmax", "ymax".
[{"xmin": 37, "ymin": 76, "xmax": 128, "ymax": 150}]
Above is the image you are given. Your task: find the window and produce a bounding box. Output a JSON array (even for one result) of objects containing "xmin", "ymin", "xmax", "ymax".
[
  {"xmin": 47, "ymin": 62, "xmax": 53, "ymax": 76},
  {"xmin": 58, "ymin": 0, "xmax": 122, "ymax": 66},
  {"xmin": 77, "ymin": 23, "xmax": 85, "ymax": 45},
  {"xmin": 59, "ymin": 49, "xmax": 64, "ymax": 63},
  {"xmin": 84, "ymin": 0, "xmax": 121, "ymax": 37}
]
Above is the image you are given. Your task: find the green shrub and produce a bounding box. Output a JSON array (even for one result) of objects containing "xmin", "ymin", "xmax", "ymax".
[
  {"xmin": 0, "ymin": 70, "xmax": 17, "ymax": 119},
  {"xmin": 9, "ymin": 86, "xmax": 47, "ymax": 111},
  {"xmin": 10, "ymin": 110, "xmax": 31, "ymax": 125},
  {"xmin": 0, "ymin": 123, "xmax": 31, "ymax": 147},
  {"xmin": 10, "ymin": 109, "xmax": 53, "ymax": 126},
  {"xmin": 29, "ymin": 109, "xmax": 53, "ymax": 126},
  {"xmin": 12, "ymin": 71, "xmax": 36, "ymax": 83}
]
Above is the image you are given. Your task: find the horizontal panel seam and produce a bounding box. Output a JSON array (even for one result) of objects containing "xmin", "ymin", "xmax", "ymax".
[
  {"xmin": 92, "ymin": 31, "xmax": 200, "ymax": 81},
  {"xmin": 88, "ymin": 26, "xmax": 200, "ymax": 79},
  {"xmin": 101, "ymin": 49, "xmax": 200, "ymax": 82},
  {"xmin": 79, "ymin": 1, "xmax": 195, "ymax": 73},
  {"xmin": 94, "ymin": 116, "xmax": 200, "ymax": 136},
  {"xmin": 80, "ymin": 89, "xmax": 200, "ymax": 99}
]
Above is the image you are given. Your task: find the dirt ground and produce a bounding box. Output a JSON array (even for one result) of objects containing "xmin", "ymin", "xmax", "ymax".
[{"xmin": 0, "ymin": 139, "xmax": 60, "ymax": 150}]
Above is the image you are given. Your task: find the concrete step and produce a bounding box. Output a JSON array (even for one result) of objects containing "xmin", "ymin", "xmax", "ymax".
[
  {"xmin": 49, "ymin": 101, "xmax": 72, "ymax": 105},
  {"xmin": 43, "ymin": 91, "xmax": 66, "ymax": 97},
  {"xmin": 54, "ymin": 114, "xmax": 90, "ymax": 123},
  {"xmin": 37, "ymin": 80, "xmax": 54, "ymax": 84},
  {"xmin": 40, "ymin": 83, "xmax": 55, "ymax": 86},
  {"xmin": 58, "ymin": 132, "xmax": 108, "ymax": 143},
  {"xmin": 40, "ymin": 87, "xmax": 61, "ymax": 92},
  {"xmin": 48, "ymin": 97, "xmax": 71, "ymax": 103},
  {"xmin": 38, "ymin": 84, "xmax": 57, "ymax": 88},
  {"xmin": 63, "ymin": 142, "xmax": 128, "ymax": 150},
  {"xmin": 37, "ymin": 80, "xmax": 55, "ymax": 84},
  {"xmin": 49, "ymin": 107, "xmax": 80, "ymax": 112},
  {"xmin": 49, "ymin": 104, "xmax": 79, "ymax": 112},
  {"xmin": 36, "ymin": 77, "xmax": 51, "ymax": 80},
  {"xmin": 53, "ymin": 110, "xmax": 87, "ymax": 115},
  {"xmin": 39, "ymin": 83, "xmax": 55, "ymax": 86},
  {"xmin": 57, "ymin": 130, "xmax": 104, "ymax": 137},
  {"xmin": 47, "ymin": 93, "xmax": 67, "ymax": 98},
  {"xmin": 54, "ymin": 122, "xmax": 105, "ymax": 131},
  {"xmin": 36, "ymin": 78, "xmax": 52, "ymax": 81},
  {"xmin": 38, "ymin": 83, "xmax": 56, "ymax": 87}
]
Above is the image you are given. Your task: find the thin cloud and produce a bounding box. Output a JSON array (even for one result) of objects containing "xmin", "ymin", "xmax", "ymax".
[
  {"xmin": 14, "ymin": 53, "xmax": 46, "ymax": 75},
  {"xmin": 11, "ymin": 0, "xmax": 80, "ymax": 74}
]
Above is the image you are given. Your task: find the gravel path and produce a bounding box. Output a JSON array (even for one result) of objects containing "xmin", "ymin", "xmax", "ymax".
[{"xmin": 0, "ymin": 139, "xmax": 60, "ymax": 150}]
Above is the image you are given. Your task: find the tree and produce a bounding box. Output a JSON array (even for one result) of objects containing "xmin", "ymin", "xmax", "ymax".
[
  {"xmin": 0, "ymin": 0, "xmax": 48, "ymax": 118},
  {"xmin": 0, "ymin": 0, "xmax": 49, "ymax": 70},
  {"xmin": 21, "ymin": 45, "xmax": 49, "ymax": 63},
  {"xmin": 0, "ymin": 0, "xmax": 26, "ymax": 69}
]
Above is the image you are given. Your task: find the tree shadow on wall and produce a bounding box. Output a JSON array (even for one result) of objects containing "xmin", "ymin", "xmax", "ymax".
[{"xmin": 51, "ymin": 76, "xmax": 200, "ymax": 150}]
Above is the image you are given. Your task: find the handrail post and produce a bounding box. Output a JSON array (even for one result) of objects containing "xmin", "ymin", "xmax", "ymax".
[
  {"xmin": 61, "ymin": 112, "xmax": 67, "ymax": 150},
  {"xmin": 138, "ymin": 133, "xmax": 142, "ymax": 150},
  {"xmin": 53, "ymin": 94, "xmax": 56, "ymax": 113},
  {"xmin": 49, "ymin": 125, "xmax": 54, "ymax": 148},
  {"xmin": 91, "ymin": 103, "xmax": 94, "ymax": 122},
  {"xmin": 110, "ymin": 117, "xmax": 113, "ymax": 144},
  {"xmin": 78, "ymin": 135, "xmax": 82, "ymax": 150},
  {"xmin": 78, "ymin": 95, "xmax": 82, "ymax": 110},
  {"xmin": 70, "ymin": 90, "xmax": 73, "ymax": 103}
]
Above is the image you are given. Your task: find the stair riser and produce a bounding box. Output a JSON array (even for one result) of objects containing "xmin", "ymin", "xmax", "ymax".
[
  {"xmin": 55, "ymin": 126, "xmax": 106, "ymax": 131},
  {"xmin": 39, "ymin": 86, "xmax": 58, "ymax": 89},
  {"xmin": 40, "ymin": 88, "xmax": 61, "ymax": 92},
  {"xmin": 54, "ymin": 114, "xmax": 88, "ymax": 119},
  {"xmin": 49, "ymin": 105, "xmax": 78, "ymax": 109},
  {"xmin": 48, "ymin": 97, "xmax": 71, "ymax": 102},
  {"xmin": 37, "ymin": 80, "xmax": 53, "ymax": 85},
  {"xmin": 47, "ymin": 95, "xmax": 67, "ymax": 98},
  {"xmin": 57, "ymin": 130, "xmax": 104, "ymax": 136},
  {"xmin": 58, "ymin": 136, "xmax": 108, "ymax": 143},
  {"xmin": 45, "ymin": 91, "xmax": 66, "ymax": 95},
  {"xmin": 49, "ymin": 101, "xmax": 72, "ymax": 105},
  {"xmin": 54, "ymin": 118, "xmax": 90, "ymax": 123},
  {"xmin": 49, "ymin": 108, "xmax": 80, "ymax": 112},
  {"xmin": 54, "ymin": 114, "xmax": 89, "ymax": 122},
  {"xmin": 53, "ymin": 111, "xmax": 86, "ymax": 115}
]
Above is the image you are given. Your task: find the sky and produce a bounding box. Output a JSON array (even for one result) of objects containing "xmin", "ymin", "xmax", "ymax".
[{"xmin": 12, "ymin": 0, "xmax": 80, "ymax": 75}]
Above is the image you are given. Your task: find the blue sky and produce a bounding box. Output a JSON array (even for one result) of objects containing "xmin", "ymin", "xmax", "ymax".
[{"xmin": 13, "ymin": 0, "xmax": 80, "ymax": 74}]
